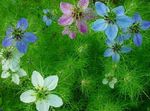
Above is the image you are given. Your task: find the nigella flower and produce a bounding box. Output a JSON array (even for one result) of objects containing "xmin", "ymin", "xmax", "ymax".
[
  {"xmin": 104, "ymin": 37, "xmax": 132, "ymax": 62},
  {"xmin": 123, "ymin": 13, "xmax": 150, "ymax": 46},
  {"xmin": 43, "ymin": 9, "xmax": 52, "ymax": 26},
  {"xmin": 102, "ymin": 73, "xmax": 117, "ymax": 89},
  {"xmin": 2, "ymin": 18, "xmax": 37, "ymax": 53},
  {"xmin": 92, "ymin": 2, "xmax": 132, "ymax": 41},
  {"xmin": 58, "ymin": 0, "xmax": 93, "ymax": 39},
  {"xmin": 20, "ymin": 71, "xmax": 63, "ymax": 111}
]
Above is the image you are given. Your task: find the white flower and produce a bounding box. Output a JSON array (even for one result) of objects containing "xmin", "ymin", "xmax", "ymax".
[
  {"xmin": 1, "ymin": 67, "xmax": 27, "ymax": 85},
  {"xmin": 102, "ymin": 73, "xmax": 117, "ymax": 89},
  {"xmin": 20, "ymin": 71, "xmax": 63, "ymax": 111}
]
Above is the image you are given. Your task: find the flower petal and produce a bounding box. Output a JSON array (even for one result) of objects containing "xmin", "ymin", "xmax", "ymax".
[
  {"xmin": 12, "ymin": 74, "xmax": 20, "ymax": 85},
  {"xmin": 102, "ymin": 78, "xmax": 108, "ymax": 84},
  {"xmin": 16, "ymin": 41, "xmax": 28, "ymax": 53},
  {"xmin": 141, "ymin": 21, "xmax": 150, "ymax": 30},
  {"xmin": 78, "ymin": 0, "xmax": 89, "ymax": 10},
  {"xmin": 36, "ymin": 100, "xmax": 50, "ymax": 111},
  {"xmin": 58, "ymin": 15, "xmax": 73, "ymax": 26},
  {"xmin": 92, "ymin": 19, "xmax": 108, "ymax": 31},
  {"xmin": 60, "ymin": 2, "xmax": 73, "ymax": 15},
  {"xmin": 76, "ymin": 20, "xmax": 88, "ymax": 33},
  {"xmin": 112, "ymin": 53, "xmax": 120, "ymax": 62},
  {"xmin": 44, "ymin": 75, "xmax": 58, "ymax": 91},
  {"xmin": 20, "ymin": 90, "xmax": 36, "ymax": 103},
  {"xmin": 69, "ymin": 32, "xmax": 76, "ymax": 39},
  {"xmin": 121, "ymin": 46, "xmax": 132, "ymax": 53},
  {"xmin": 112, "ymin": 6, "xmax": 125, "ymax": 16},
  {"xmin": 16, "ymin": 18, "xmax": 28, "ymax": 31},
  {"xmin": 47, "ymin": 94, "xmax": 63, "ymax": 107},
  {"xmin": 43, "ymin": 9, "xmax": 49, "ymax": 14},
  {"xmin": 18, "ymin": 68, "xmax": 27, "ymax": 77},
  {"xmin": 95, "ymin": 2, "xmax": 109, "ymax": 16},
  {"xmin": 109, "ymin": 81, "xmax": 115, "ymax": 89},
  {"xmin": 104, "ymin": 48, "xmax": 114, "ymax": 57},
  {"xmin": 133, "ymin": 13, "xmax": 142, "ymax": 23},
  {"xmin": 133, "ymin": 33, "xmax": 142, "ymax": 46},
  {"xmin": 106, "ymin": 39, "xmax": 114, "ymax": 47},
  {"xmin": 1, "ymin": 71, "xmax": 10, "ymax": 78},
  {"xmin": 116, "ymin": 16, "xmax": 133, "ymax": 28},
  {"xmin": 23, "ymin": 32, "xmax": 37, "ymax": 43},
  {"xmin": 6, "ymin": 27, "xmax": 14, "ymax": 36},
  {"xmin": 32, "ymin": 71, "xmax": 44, "ymax": 89},
  {"xmin": 2, "ymin": 37, "xmax": 13, "ymax": 47},
  {"xmin": 105, "ymin": 24, "xmax": 118, "ymax": 41}
]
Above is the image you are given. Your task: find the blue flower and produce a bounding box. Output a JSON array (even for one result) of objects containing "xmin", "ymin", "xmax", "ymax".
[
  {"xmin": 43, "ymin": 9, "xmax": 52, "ymax": 26},
  {"xmin": 92, "ymin": 2, "xmax": 132, "ymax": 41},
  {"xmin": 104, "ymin": 37, "xmax": 132, "ymax": 62},
  {"xmin": 2, "ymin": 18, "xmax": 37, "ymax": 53},
  {"xmin": 123, "ymin": 13, "xmax": 150, "ymax": 46}
]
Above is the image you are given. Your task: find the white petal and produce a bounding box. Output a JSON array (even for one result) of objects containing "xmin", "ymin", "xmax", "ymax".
[
  {"xmin": 12, "ymin": 74, "xmax": 20, "ymax": 85},
  {"xmin": 9, "ymin": 58, "xmax": 20, "ymax": 72},
  {"xmin": 20, "ymin": 90, "xmax": 36, "ymax": 103},
  {"xmin": 18, "ymin": 68, "xmax": 27, "ymax": 77},
  {"xmin": 47, "ymin": 94, "xmax": 63, "ymax": 107},
  {"xmin": 44, "ymin": 75, "xmax": 58, "ymax": 91},
  {"xmin": 109, "ymin": 81, "xmax": 115, "ymax": 89},
  {"xmin": 36, "ymin": 100, "xmax": 50, "ymax": 111},
  {"xmin": 1, "ymin": 71, "xmax": 10, "ymax": 78},
  {"xmin": 102, "ymin": 78, "xmax": 108, "ymax": 85},
  {"xmin": 2, "ymin": 59, "xmax": 9, "ymax": 71},
  {"xmin": 32, "ymin": 71, "xmax": 44, "ymax": 89}
]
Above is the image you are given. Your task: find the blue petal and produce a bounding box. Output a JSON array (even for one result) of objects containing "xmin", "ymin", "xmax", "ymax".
[
  {"xmin": 6, "ymin": 27, "xmax": 14, "ymax": 36},
  {"xmin": 133, "ymin": 33, "xmax": 142, "ymax": 46},
  {"xmin": 106, "ymin": 39, "xmax": 114, "ymax": 47},
  {"xmin": 2, "ymin": 37, "xmax": 13, "ymax": 47},
  {"xmin": 16, "ymin": 41, "xmax": 28, "ymax": 53},
  {"xmin": 121, "ymin": 46, "xmax": 132, "ymax": 53},
  {"xmin": 112, "ymin": 53, "xmax": 120, "ymax": 62},
  {"xmin": 122, "ymin": 33, "xmax": 131, "ymax": 40},
  {"xmin": 43, "ymin": 16, "xmax": 48, "ymax": 22},
  {"xmin": 116, "ymin": 36, "xmax": 124, "ymax": 44},
  {"xmin": 141, "ymin": 21, "xmax": 150, "ymax": 30},
  {"xmin": 95, "ymin": 2, "xmax": 109, "ymax": 16},
  {"xmin": 112, "ymin": 6, "xmax": 125, "ymax": 16},
  {"xmin": 92, "ymin": 19, "xmax": 108, "ymax": 31},
  {"xmin": 133, "ymin": 13, "xmax": 142, "ymax": 23},
  {"xmin": 104, "ymin": 48, "xmax": 114, "ymax": 57},
  {"xmin": 105, "ymin": 24, "xmax": 118, "ymax": 41},
  {"xmin": 16, "ymin": 18, "xmax": 28, "ymax": 31},
  {"xmin": 23, "ymin": 32, "xmax": 37, "ymax": 43},
  {"xmin": 116, "ymin": 16, "xmax": 133, "ymax": 28},
  {"xmin": 43, "ymin": 9, "xmax": 49, "ymax": 14},
  {"xmin": 46, "ymin": 19, "xmax": 52, "ymax": 26}
]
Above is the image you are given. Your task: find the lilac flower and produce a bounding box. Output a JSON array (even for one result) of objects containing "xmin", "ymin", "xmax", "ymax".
[
  {"xmin": 2, "ymin": 18, "xmax": 37, "ymax": 53},
  {"xmin": 104, "ymin": 37, "xmax": 132, "ymax": 62},
  {"xmin": 123, "ymin": 13, "xmax": 150, "ymax": 46},
  {"xmin": 43, "ymin": 9, "xmax": 52, "ymax": 26},
  {"xmin": 92, "ymin": 2, "xmax": 132, "ymax": 41},
  {"xmin": 58, "ymin": 0, "xmax": 93, "ymax": 38}
]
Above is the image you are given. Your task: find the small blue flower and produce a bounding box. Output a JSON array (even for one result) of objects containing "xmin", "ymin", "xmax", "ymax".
[
  {"xmin": 123, "ymin": 13, "xmax": 150, "ymax": 46},
  {"xmin": 92, "ymin": 2, "xmax": 133, "ymax": 41},
  {"xmin": 43, "ymin": 9, "xmax": 52, "ymax": 26},
  {"xmin": 104, "ymin": 37, "xmax": 132, "ymax": 62},
  {"xmin": 2, "ymin": 18, "xmax": 37, "ymax": 53}
]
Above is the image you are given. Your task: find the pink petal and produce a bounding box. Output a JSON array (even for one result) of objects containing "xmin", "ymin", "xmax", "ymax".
[
  {"xmin": 58, "ymin": 15, "xmax": 74, "ymax": 26},
  {"xmin": 60, "ymin": 2, "xmax": 73, "ymax": 15},
  {"xmin": 78, "ymin": 0, "xmax": 89, "ymax": 10},
  {"xmin": 69, "ymin": 32, "xmax": 76, "ymax": 39},
  {"xmin": 62, "ymin": 27, "xmax": 70, "ymax": 35},
  {"xmin": 76, "ymin": 20, "xmax": 88, "ymax": 33}
]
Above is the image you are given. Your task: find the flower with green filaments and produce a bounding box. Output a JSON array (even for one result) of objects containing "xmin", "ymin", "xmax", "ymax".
[{"xmin": 104, "ymin": 11, "xmax": 117, "ymax": 24}]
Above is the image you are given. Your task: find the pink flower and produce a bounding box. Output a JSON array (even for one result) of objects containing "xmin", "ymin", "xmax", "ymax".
[{"xmin": 58, "ymin": 0, "xmax": 92, "ymax": 38}]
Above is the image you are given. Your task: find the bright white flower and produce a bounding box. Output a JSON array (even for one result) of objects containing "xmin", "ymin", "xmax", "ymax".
[
  {"xmin": 20, "ymin": 71, "xmax": 63, "ymax": 111},
  {"xmin": 1, "ymin": 67, "xmax": 27, "ymax": 85},
  {"xmin": 102, "ymin": 73, "xmax": 117, "ymax": 89}
]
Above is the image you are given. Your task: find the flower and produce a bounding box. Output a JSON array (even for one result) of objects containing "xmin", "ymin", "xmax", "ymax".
[
  {"xmin": 92, "ymin": 2, "xmax": 132, "ymax": 41},
  {"xmin": 123, "ymin": 13, "xmax": 150, "ymax": 46},
  {"xmin": 102, "ymin": 73, "xmax": 117, "ymax": 89},
  {"xmin": 43, "ymin": 9, "xmax": 52, "ymax": 26},
  {"xmin": 58, "ymin": 0, "xmax": 93, "ymax": 38},
  {"xmin": 20, "ymin": 71, "xmax": 63, "ymax": 111},
  {"xmin": 1, "ymin": 67, "xmax": 27, "ymax": 85},
  {"xmin": 2, "ymin": 18, "xmax": 37, "ymax": 53},
  {"xmin": 104, "ymin": 37, "xmax": 132, "ymax": 62}
]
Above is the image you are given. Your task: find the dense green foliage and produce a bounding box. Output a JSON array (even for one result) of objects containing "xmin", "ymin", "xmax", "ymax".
[{"xmin": 0, "ymin": 0, "xmax": 150, "ymax": 111}]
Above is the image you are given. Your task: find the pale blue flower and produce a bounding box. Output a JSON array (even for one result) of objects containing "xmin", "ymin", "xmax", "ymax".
[{"xmin": 43, "ymin": 9, "xmax": 52, "ymax": 26}]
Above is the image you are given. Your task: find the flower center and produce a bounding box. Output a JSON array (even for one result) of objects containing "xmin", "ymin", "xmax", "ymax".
[
  {"xmin": 129, "ymin": 23, "xmax": 140, "ymax": 33},
  {"xmin": 72, "ymin": 7, "xmax": 83, "ymax": 20},
  {"xmin": 3, "ymin": 50, "xmax": 13, "ymax": 60},
  {"xmin": 104, "ymin": 12, "xmax": 116, "ymax": 24},
  {"xmin": 37, "ymin": 88, "xmax": 49, "ymax": 99},
  {"xmin": 112, "ymin": 43, "xmax": 121, "ymax": 52},
  {"xmin": 13, "ymin": 28, "xmax": 24, "ymax": 41}
]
